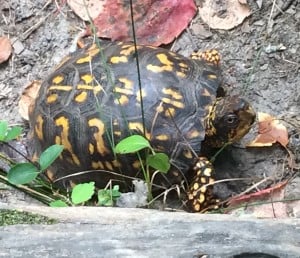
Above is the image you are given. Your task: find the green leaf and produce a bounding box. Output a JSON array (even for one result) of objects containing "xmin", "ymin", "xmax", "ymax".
[
  {"xmin": 146, "ymin": 153, "xmax": 170, "ymax": 173},
  {"xmin": 5, "ymin": 126, "xmax": 22, "ymax": 141},
  {"xmin": 39, "ymin": 145, "xmax": 64, "ymax": 170},
  {"xmin": 0, "ymin": 121, "xmax": 8, "ymax": 141},
  {"xmin": 111, "ymin": 185, "xmax": 121, "ymax": 198},
  {"xmin": 71, "ymin": 182, "xmax": 95, "ymax": 204},
  {"xmin": 115, "ymin": 135, "xmax": 150, "ymax": 154},
  {"xmin": 49, "ymin": 200, "xmax": 69, "ymax": 207},
  {"xmin": 98, "ymin": 189, "xmax": 113, "ymax": 206},
  {"xmin": 8, "ymin": 163, "xmax": 39, "ymax": 185}
]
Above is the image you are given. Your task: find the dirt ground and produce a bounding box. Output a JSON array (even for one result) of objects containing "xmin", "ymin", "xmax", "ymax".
[{"xmin": 0, "ymin": 0, "xmax": 299, "ymax": 215}]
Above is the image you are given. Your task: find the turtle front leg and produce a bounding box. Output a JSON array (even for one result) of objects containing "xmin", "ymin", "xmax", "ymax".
[{"xmin": 186, "ymin": 157, "xmax": 220, "ymax": 212}]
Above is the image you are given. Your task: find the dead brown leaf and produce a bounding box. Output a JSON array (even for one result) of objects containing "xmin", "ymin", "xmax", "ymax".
[
  {"xmin": 198, "ymin": 0, "xmax": 251, "ymax": 30},
  {"xmin": 18, "ymin": 80, "xmax": 41, "ymax": 120},
  {"xmin": 247, "ymin": 112, "xmax": 289, "ymax": 147},
  {"xmin": 0, "ymin": 36, "xmax": 12, "ymax": 63},
  {"xmin": 67, "ymin": 0, "xmax": 104, "ymax": 20}
]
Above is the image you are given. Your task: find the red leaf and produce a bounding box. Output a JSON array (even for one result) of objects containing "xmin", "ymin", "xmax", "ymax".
[{"xmin": 89, "ymin": 0, "xmax": 197, "ymax": 46}]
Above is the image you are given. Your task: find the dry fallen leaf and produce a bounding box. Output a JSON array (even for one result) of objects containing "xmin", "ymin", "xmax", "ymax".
[
  {"xmin": 198, "ymin": 0, "xmax": 251, "ymax": 30},
  {"xmin": 0, "ymin": 36, "xmax": 12, "ymax": 63},
  {"xmin": 76, "ymin": 0, "xmax": 197, "ymax": 46},
  {"xmin": 247, "ymin": 112, "xmax": 289, "ymax": 147},
  {"xmin": 18, "ymin": 80, "xmax": 41, "ymax": 120},
  {"xmin": 67, "ymin": 0, "xmax": 104, "ymax": 20}
]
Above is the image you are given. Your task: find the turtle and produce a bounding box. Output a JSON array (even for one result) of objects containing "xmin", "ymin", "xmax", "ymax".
[{"xmin": 28, "ymin": 41, "xmax": 256, "ymax": 212}]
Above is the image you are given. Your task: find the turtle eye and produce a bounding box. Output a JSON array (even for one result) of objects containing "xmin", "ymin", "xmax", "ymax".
[{"xmin": 225, "ymin": 114, "xmax": 238, "ymax": 125}]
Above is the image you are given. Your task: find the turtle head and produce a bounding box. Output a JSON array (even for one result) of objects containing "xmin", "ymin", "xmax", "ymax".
[{"xmin": 205, "ymin": 95, "xmax": 256, "ymax": 147}]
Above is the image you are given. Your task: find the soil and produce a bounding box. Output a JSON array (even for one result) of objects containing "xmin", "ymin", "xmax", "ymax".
[{"xmin": 0, "ymin": 0, "xmax": 299, "ymax": 214}]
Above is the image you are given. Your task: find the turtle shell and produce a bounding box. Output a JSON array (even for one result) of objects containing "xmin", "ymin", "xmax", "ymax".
[{"xmin": 29, "ymin": 42, "xmax": 221, "ymax": 189}]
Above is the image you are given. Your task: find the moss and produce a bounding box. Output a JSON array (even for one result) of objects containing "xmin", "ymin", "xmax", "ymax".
[{"xmin": 0, "ymin": 209, "xmax": 57, "ymax": 226}]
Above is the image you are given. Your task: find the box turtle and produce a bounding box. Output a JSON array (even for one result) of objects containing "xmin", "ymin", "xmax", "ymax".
[{"xmin": 29, "ymin": 42, "xmax": 256, "ymax": 212}]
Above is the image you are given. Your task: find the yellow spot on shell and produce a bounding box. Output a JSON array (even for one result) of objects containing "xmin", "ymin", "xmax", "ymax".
[
  {"xmin": 55, "ymin": 116, "xmax": 80, "ymax": 165},
  {"xmin": 194, "ymin": 203, "xmax": 201, "ymax": 212},
  {"xmin": 114, "ymin": 87, "xmax": 133, "ymax": 95},
  {"xmin": 110, "ymin": 56, "xmax": 128, "ymax": 64},
  {"xmin": 187, "ymin": 130, "xmax": 201, "ymax": 139},
  {"xmin": 76, "ymin": 55, "xmax": 92, "ymax": 64},
  {"xmin": 75, "ymin": 91, "xmax": 87, "ymax": 103},
  {"xmin": 52, "ymin": 75, "xmax": 64, "ymax": 84},
  {"xmin": 105, "ymin": 161, "xmax": 113, "ymax": 171},
  {"xmin": 132, "ymin": 160, "xmax": 141, "ymax": 169},
  {"xmin": 183, "ymin": 150, "xmax": 193, "ymax": 159},
  {"xmin": 162, "ymin": 88, "xmax": 183, "ymax": 100},
  {"xmin": 115, "ymin": 95, "xmax": 129, "ymax": 105},
  {"xmin": 47, "ymin": 94, "xmax": 58, "ymax": 104},
  {"xmin": 179, "ymin": 62, "xmax": 188, "ymax": 68},
  {"xmin": 128, "ymin": 122, "xmax": 150, "ymax": 139},
  {"xmin": 92, "ymin": 161, "xmax": 104, "ymax": 170},
  {"xmin": 119, "ymin": 77, "xmax": 134, "ymax": 89},
  {"xmin": 165, "ymin": 107, "xmax": 176, "ymax": 117},
  {"xmin": 162, "ymin": 97, "xmax": 184, "ymax": 108},
  {"xmin": 156, "ymin": 105, "xmax": 164, "ymax": 113},
  {"xmin": 120, "ymin": 45, "xmax": 141, "ymax": 56},
  {"xmin": 35, "ymin": 114, "xmax": 44, "ymax": 140},
  {"xmin": 88, "ymin": 118, "xmax": 110, "ymax": 155},
  {"xmin": 198, "ymin": 193, "xmax": 205, "ymax": 203},
  {"xmin": 112, "ymin": 159, "xmax": 121, "ymax": 168},
  {"xmin": 87, "ymin": 45, "xmax": 100, "ymax": 57},
  {"xmin": 176, "ymin": 71, "xmax": 186, "ymax": 78},
  {"xmin": 81, "ymin": 74, "xmax": 94, "ymax": 84},
  {"xmin": 49, "ymin": 85, "xmax": 72, "ymax": 91},
  {"xmin": 136, "ymin": 89, "xmax": 147, "ymax": 102},
  {"xmin": 89, "ymin": 143, "xmax": 94, "ymax": 154},
  {"xmin": 193, "ymin": 182, "xmax": 199, "ymax": 190},
  {"xmin": 155, "ymin": 134, "xmax": 169, "ymax": 141},
  {"xmin": 203, "ymin": 167, "xmax": 212, "ymax": 177},
  {"xmin": 207, "ymin": 74, "xmax": 217, "ymax": 80},
  {"xmin": 146, "ymin": 53, "xmax": 174, "ymax": 73},
  {"xmin": 200, "ymin": 186, "xmax": 207, "ymax": 193}
]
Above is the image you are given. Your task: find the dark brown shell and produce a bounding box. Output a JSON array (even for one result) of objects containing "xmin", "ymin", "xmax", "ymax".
[{"xmin": 29, "ymin": 42, "xmax": 221, "ymax": 188}]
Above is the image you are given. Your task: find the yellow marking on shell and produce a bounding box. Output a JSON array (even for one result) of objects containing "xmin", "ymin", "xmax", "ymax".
[
  {"xmin": 115, "ymin": 95, "xmax": 129, "ymax": 105},
  {"xmin": 187, "ymin": 130, "xmax": 201, "ymax": 139},
  {"xmin": 47, "ymin": 94, "xmax": 58, "ymax": 104},
  {"xmin": 35, "ymin": 115, "xmax": 44, "ymax": 140},
  {"xmin": 52, "ymin": 75, "xmax": 64, "ymax": 84},
  {"xmin": 88, "ymin": 118, "xmax": 110, "ymax": 155},
  {"xmin": 114, "ymin": 87, "xmax": 133, "ymax": 95},
  {"xmin": 55, "ymin": 135, "xmax": 61, "ymax": 145},
  {"xmin": 128, "ymin": 122, "xmax": 150, "ymax": 139},
  {"xmin": 183, "ymin": 150, "xmax": 193, "ymax": 159},
  {"xmin": 207, "ymin": 74, "xmax": 217, "ymax": 80},
  {"xmin": 203, "ymin": 167, "xmax": 212, "ymax": 177},
  {"xmin": 118, "ymin": 77, "xmax": 134, "ymax": 89},
  {"xmin": 76, "ymin": 55, "xmax": 92, "ymax": 64},
  {"xmin": 132, "ymin": 160, "xmax": 141, "ymax": 169},
  {"xmin": 179, "ymin": 62, "xmax": 188, "ymax": 68},
  {"xmin": 75, "ymin": 91, "xmax": 88, "ymax": 103},
  {"xmin": 202, "ymin": 88, "xmax": 212, "ymax": 97},
  {"xmin": 110, "ymin": 56, "xmax": 128, "ymax": 64},
  {"xmin": 165, "ymin": 107, "xmax": 176, "ymax": 117},
  {"xmin": 120, "ymin": 45, "xmax": 141, "ymax": 56},
  {"xmin": 200, "ymin": 186, "xmax": 207, "ymax": 193},
  {"xmin": 77, "ymin": 84, "xmax": 102, "ymax": 94},
  {"xmin": 198, "ymin": 193, "xmax": 205, "ymax": 203},
  {"xmin": 81, "ymin": 74, "xmax": 94, "ymax": 84},
  {"xmin": 114, "ymin": 130, "xmax": 121, "ymax": 136},
  {"xmin": 89, "ymin": 143, "xmax": 95, "ymax": 154},
  {"xmin": 105, "ymin": 161, "xmax": 113, "ymax": 171},
  {"xmin": 49, "ymin": 85, "xmax": 72, "ymax": 91},
  {"xmin": 194, "ymin": 203, "xmax": 201, "ymax": 212},
  {"xmin": 161, "ymin": 97, "xmax": 185, "ymax": 109},
  {"xmin": 209, "ymin": 178, "xmax": 215, "ymax": 184},
  {"xmin": 136, "ymin": 89, "xmax": 147, "ymax": 102},
  {"xmin": 162, "ymin": 88, "xmax": 183, "ymax": 100},
  {"xmin": 193, "ymin": 182, "xmax": 199, "ymax": 190},
  {"xmin": 200, "ymin": 177, "xmax": 207, "ymax": 184},
  {"xmin": 176, "ymin": 71, "xmax": 186, "ymax": 78},
  {"xmin": 156, "ymin": 105, "xmax": 164, "ymax": 113},
  {"xmin": 155, "ymin": 134, "xmax": 169, "ymax": 141},
  {"xmin": 55, "ymin": 116, "xmax": 80, "ymax": 165},
  {"xmin": 92, "ymin": 161, "xmax": 105, "ymax": 170},
  {"xmin": 146, "ymin": 53, "xmax": 174, "ymax": 73},
  {"xmin": 112, "ymin": 159, "xmax": 121, "ymax": 168},
  {"xmin": 87, "ymin": 45, "xmax": 100, "ymax": 57},
  {"xmin": 188, "ymin": 193, "xmax": 194, "ymax": 200}
]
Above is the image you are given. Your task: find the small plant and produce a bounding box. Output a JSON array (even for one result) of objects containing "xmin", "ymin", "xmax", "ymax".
[{"xmin": 114, "ymin": 134, "xmax": 170, "ymax": 201}]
